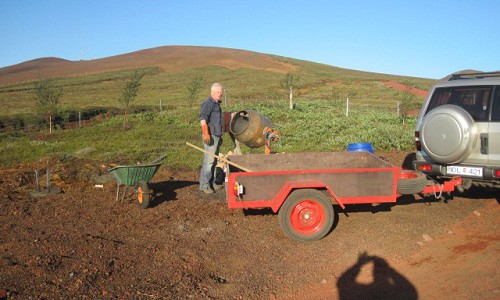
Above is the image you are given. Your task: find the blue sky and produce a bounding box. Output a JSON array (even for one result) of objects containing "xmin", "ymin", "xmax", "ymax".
[{"xmin": 1, "ymin": 0, "xmax": 499, "ymax": 79}]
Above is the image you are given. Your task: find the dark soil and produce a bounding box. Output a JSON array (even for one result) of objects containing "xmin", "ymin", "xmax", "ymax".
[{"xmin": 1, "ymin": 151, "xmax": 499, "ymax": 299}]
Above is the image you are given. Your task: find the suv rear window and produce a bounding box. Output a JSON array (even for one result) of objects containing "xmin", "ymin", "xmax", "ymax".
[
  {"xmin": 426, "ymin": 86, "xmax": 493, "ymax": 121},
  {"xmin": 492, "ymin": 87, "xmax": 500, "ymax": 121}
]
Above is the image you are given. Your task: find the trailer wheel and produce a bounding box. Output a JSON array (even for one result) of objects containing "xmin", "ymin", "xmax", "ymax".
[
  {"xmin": 278, "ymin": 189, "xmax": 334, "ymax": 241},
  {"xmin": 396, "ymin": 170, "xmax": 428, "ymax": 195},
  {"xmin": 137, "ymin": 180, "xmax": 151, "ymax": 209}
]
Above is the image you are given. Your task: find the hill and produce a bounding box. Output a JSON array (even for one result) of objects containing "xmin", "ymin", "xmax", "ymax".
[
  {"xmin": 0, "ymin": 46, "xmax": 436, "ymax": 116},
  {"xmin": 0, "ymin": 46, "xmax": 298, "ymax": 85}
]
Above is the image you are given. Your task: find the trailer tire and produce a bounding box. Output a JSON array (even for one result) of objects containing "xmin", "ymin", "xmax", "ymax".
[
  {"xmin": 137, "ymin": 180, "xmax": 151, "ymax": 209},
  {"xmin": 397, "ymin": 170, "xmax": 428, "ymax": 195},
  {"xmin": 278, "ymin": 189, "xmax": 334, "ymax": 242}
]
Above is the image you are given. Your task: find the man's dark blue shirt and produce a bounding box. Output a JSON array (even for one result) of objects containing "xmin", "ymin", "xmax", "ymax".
[{"xmin": 199, "ymin": 96, "xmax": 222, "ymax": 137}]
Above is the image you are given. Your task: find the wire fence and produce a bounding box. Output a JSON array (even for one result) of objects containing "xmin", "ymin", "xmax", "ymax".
[
  {"xmin": 0, "ymin": 97, "xmax": 417, "ymax": 134},
  {"xmin": 0, "ymin": 105, "xmax": 156, "ymax": 134},
  {"xmin": 237, "ymin": 96, "xmax": 416, "ymax": 117},
  {"xmin": 0, "ymin": 112, "xmax": 109, "ymax": 133}
]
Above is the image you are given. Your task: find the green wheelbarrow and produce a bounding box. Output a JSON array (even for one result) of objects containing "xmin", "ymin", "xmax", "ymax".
[{"xmin": 108, "ymin": 155, "xmax": 166, "ymax": 208}]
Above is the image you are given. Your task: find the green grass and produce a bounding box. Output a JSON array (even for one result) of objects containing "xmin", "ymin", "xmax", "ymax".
[
  {"xmin": 0, "ymin": 54, "xmax": 432, "ymax": 168},
  {"xmin": 0, "ymin": 99, "xmax": 417, "ymax": 168}
]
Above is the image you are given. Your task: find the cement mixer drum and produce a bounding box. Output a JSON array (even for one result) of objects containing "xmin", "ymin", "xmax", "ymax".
[{"xmin": 230, "ymin": 110, "xmax": 271, "ymax": 148}]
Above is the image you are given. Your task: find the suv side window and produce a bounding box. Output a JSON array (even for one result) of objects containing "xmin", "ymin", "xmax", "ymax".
[
  {"xmin": 427, "ymin": 86, "xmax": 492, "ymax": 121},
  {"xmin": 492, "ymin": 86, "xmax": 500, "ymax": 121}
]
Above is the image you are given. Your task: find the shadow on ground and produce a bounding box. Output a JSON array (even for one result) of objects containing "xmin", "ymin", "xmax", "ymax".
[
  {"xmin": 148, "ymin": 180, "xmax": 197, "ymax": 207},
  {"xmin": 337, "ymin": 252, "xmax": 418, "ymax": 300}
]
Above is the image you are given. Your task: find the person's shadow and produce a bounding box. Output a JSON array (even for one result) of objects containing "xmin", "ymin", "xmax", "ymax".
[
  {"xmin": 337, "ymin": 252, "xmax": 418, "ymax": 300},
  {"xmin": 148, "ymin": 179, "xmax": 197, "ymax": 207}
]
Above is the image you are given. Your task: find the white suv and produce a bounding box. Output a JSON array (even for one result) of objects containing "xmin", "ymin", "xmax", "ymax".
[{"xmin": 413, "ymin": 72, "xmax": 500, "ymax": 189}]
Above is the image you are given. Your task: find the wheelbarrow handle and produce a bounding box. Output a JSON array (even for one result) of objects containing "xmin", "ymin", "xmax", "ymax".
[{"xmin": 151, "ymin": 155, "xmax": 167, "ymax": 164}]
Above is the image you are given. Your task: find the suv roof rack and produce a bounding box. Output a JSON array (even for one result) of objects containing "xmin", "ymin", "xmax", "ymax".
[{"xmin": 449, "ymin": 71, "xmax": 500, "ymax": 81}]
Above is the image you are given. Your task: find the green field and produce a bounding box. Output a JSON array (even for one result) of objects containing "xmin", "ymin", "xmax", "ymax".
[{"xmin": 0, "ymin": 55, "xmax": 435, "ymax": 167}]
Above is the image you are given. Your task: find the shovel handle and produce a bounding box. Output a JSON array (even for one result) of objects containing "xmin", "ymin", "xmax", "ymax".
[{"xmin": 186, "ymin": 142, "xmax": 253, "ymax": 172}]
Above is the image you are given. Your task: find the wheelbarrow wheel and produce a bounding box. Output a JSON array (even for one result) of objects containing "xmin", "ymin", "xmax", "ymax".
[{"xmin": 137, "ymin": 180, "xmax": 151, "ymax": 209}]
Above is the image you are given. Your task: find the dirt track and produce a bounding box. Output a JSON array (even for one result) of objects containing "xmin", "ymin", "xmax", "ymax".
[
  {"xmin": 0, "ymin": 151, "xmax": 499, "ymax": 299},
  {"xmin": 383, "ymin": 81, "xmax": 429, "ymax": 98}
]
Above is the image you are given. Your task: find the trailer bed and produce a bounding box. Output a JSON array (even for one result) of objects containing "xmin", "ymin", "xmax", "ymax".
[
  {"xmin": 228, "ymin": 151, "xmax": 393, "ymax": 171},
  {"xmin": 226, "ymin": 151, "xmax": 400, "ymax": 209}
]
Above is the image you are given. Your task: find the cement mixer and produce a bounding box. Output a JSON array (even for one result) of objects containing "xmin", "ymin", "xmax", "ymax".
[
  {"xmin": 209, "ymin": 110, "xmax": 279, "ymax": 186},
  {"xmin": 186, "ymin": 110, "xmax": 278, "ymax": 187},
  {"xmin": 229, "ymin": 110, "xmax": 279, "ymax": 154}
]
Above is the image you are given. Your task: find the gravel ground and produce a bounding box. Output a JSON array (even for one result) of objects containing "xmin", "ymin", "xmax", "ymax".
[{"xmin": 0, "ymin": 151, "xmax": 498, "ymax": 299}]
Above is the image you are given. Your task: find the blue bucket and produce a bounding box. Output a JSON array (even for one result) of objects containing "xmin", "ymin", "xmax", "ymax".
[{"xmin": 347, "ymin": 142, "xmax": 374, "ymax": 154}]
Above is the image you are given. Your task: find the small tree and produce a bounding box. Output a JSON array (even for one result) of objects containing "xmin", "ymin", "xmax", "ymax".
[
  {"xmin": 33, "ymin": 79, "xmax": 63, "ymax": 133},
  {"xmin": 280, "ymin": 72, "xmax": 299, "ymax": 110},
  {"xmin": 119, "ymin": 70, "xmax": 144, "ymax": 129},
  {"xmin": 186, "ymin": 73, "xmax": 204, "ymax": 105},
  {"xmin": 400, "ymin": 88, "xmax": 420, "ymax": 124},
  {"xmin": 331, "ymin": 86, "xmax": 341, "ymax": 106}
]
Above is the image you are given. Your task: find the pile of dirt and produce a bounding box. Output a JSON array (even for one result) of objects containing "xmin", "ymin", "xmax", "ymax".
[{"xmin": 0, "ymin": 151, "xmax": 498, "ymax": 299}]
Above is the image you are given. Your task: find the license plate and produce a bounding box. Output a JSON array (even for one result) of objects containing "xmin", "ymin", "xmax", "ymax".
[{"xmin": 446, "ymin": 165, "xmax": 483, "ymax": 177}]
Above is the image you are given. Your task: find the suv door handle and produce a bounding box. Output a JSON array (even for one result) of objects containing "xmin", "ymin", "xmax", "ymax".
[{"xmin": 480, "ymin": 133, "xmax": 488, "ymax": 155}]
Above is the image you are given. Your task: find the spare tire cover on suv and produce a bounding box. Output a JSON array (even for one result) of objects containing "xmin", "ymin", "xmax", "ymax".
[{"xmin": 420, "ymin": 104, "xmax": 477, "ymax": 164}]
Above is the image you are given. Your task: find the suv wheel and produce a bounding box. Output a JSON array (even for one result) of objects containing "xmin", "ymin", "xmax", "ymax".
[{"xmin": 420, "ymin": 104, "xmax": 478, "ymax": 164}]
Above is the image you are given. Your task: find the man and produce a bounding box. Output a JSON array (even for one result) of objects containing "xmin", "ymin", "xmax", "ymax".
[{"xmin": 199, "ymin": 83, "xmax": 224, "ymax": 194}]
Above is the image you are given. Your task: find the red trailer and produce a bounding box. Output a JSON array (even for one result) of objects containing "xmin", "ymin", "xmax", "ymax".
[{"xmin": 225, "ymin": 151, "xmax": 461, "ymax": 241}]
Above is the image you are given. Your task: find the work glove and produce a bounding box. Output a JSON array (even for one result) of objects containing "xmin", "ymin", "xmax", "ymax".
[{"xmin": 201, "ymin": 124, "xmax": 211, "ymax": 144}]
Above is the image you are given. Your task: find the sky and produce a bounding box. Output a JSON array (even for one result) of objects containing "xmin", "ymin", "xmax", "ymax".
[{"xmin": 1, "ymin": 0, "xmax": 499, "ymax": 79}]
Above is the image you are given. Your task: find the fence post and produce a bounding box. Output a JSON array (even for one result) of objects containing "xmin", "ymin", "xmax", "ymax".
[
  {"xmin": 46, "ymin": 169, "xmax": 51, "ymax": 192},
  {"xmin": 35, "ymin": 170, "xmax": 41, "ymax": 192},
  {"xmin": 397, "ymin": 101, "xmax": 400, "ymax": 116},
  {"xmin": 78, "ymin": 112, "xmax": 82, "ymax": 128},
  {"xmin": 346, "ymin": 98, "xmax": 349, "ymax": 117}
]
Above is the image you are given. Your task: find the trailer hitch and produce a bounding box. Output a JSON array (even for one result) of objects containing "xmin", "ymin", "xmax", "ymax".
[{"xmin": 421, "ymin": 177, "xmax": 462, "ymax": 199}]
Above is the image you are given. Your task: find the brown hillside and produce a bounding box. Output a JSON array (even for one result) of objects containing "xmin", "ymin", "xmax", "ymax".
[
  {"xmin": 0, "ymin": 46, "xmax": 298, "ymax": 85},
  {"xmin": 383, "ymin": 81, "xmax": 428, "ymax": 98}
]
